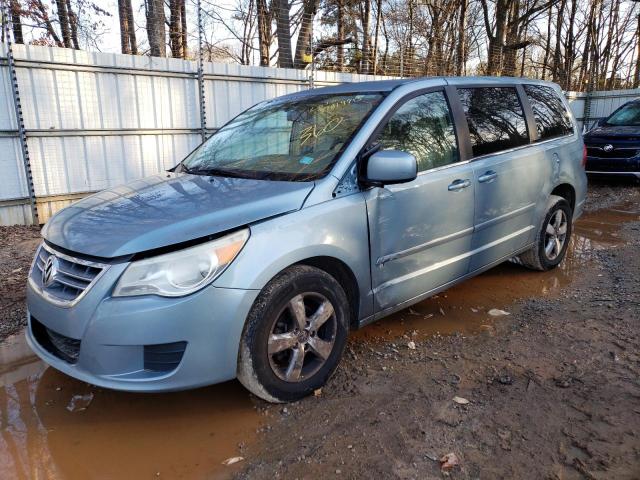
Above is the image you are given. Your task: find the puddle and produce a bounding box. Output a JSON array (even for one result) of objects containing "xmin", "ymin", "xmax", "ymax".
[
  {"xmin": 0, "ymin": 203, "xmax": 638, "ymax": 479},
  {"xmin": 0, "ymin": 335, "xmax": 261, "ymax": 480},
  {"xmin": 354, "ymin": 202, "xmax": 640, "ymax": 342}
]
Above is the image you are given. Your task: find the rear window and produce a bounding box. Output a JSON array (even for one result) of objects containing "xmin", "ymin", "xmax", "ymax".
[
  {"xmin": 458, "ymin": 87, "xmax": 529, "ymax": 157},
  {"xmin": 524, "ymin": 85, "xmax": 573, "ymax": 140}
]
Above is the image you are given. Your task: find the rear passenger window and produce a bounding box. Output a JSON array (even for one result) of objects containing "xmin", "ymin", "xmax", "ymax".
[
  {"xmin": 377, "ymin": 91, "xmax": 458, "ymax": 172},
  {"xmin": 458, "ymin": 87, "xmax": 529, "ymax": 157},
  {"xmin": 524, "ymin": 85, "xmax": 574, "ymax": 140}
]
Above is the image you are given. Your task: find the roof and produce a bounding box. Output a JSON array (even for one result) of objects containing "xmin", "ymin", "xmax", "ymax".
[{"xmin": 275, "ymin": 76, "xmax": 562, "ymax": 101}]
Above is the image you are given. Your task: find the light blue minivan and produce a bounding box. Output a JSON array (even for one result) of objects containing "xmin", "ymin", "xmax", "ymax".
[{"xmin": 26, "ymin": 77, "xmax": 587, "ymax": 402}]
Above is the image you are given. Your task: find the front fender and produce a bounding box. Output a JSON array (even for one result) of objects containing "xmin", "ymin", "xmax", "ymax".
[{"xmin": 214, "ymin": 193, "xmax": 373, "ymax": 321}]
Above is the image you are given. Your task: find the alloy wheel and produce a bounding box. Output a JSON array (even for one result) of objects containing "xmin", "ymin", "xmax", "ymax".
[
  {"xmin": 544, "ymin": 209, "xmax": 568, "ymax": 261},
  {"xmin": 267, "ymin": 292, "xmax": 337, "ymax": 382}
]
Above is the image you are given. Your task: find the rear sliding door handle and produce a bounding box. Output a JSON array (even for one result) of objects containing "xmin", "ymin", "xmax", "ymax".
[
  {"xmin": 448, "ymin": 179, "xmax": 471, "ymax": 191},
  {"xmin": 478, "ymin": 170, "xmax": 498, "ymax": 183}
]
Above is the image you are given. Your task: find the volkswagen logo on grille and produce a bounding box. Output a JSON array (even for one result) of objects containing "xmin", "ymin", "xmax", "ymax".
[
  {"xmin": 42, "ymin": 255, "xmax": 59, "ymax": 287},
  {"xmin": 603, "ymin": 144, "xmax": 614, "ymax": 152}
]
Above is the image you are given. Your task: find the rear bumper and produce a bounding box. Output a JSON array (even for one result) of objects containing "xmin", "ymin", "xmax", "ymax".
[{"xmin": 26, "ymin": 282, "xmax": 259, "ymax": 392}]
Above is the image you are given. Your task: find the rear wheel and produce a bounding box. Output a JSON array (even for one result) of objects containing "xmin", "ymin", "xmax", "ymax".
[
  {"xmin": 516, "ymin": 195, "xmax": 572, "ymax": 271},
  {"xmin": 237, "ymin": 265, "xmax": 349, "ymax": 403}
]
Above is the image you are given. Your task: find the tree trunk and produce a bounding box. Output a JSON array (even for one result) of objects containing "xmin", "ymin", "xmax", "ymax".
[
  {"xmin": 602, "ymin": 0, "xmax": 619, "ymax": 90},
  {"xmin": 541, "ymin": 2, "xmax": 552, "ymax": 79},
  {"xmin": 169, "ymin": 0, "xmax": 182, "ymax": 58},
  {"xmin": 336, "ymin": 0, "xmax": 345, "ymax": 70},
  {"xmin": 502, "ymin": 0, "xmax": 520, "ymax": 77},
  {"xmin": 256, "ymin": 0, "xmax": 270, "ymax": 66},
  {"xmin": 456, "ymin": 0, "xmax": 467, "ymax": 76},
  {"xmin": 564, "ymin": 0, "xmax": 577, "ymax": 90},
  {"xmin": 372, "ymin": 0, "xmax": 382, "ymax": 74},
  {"xmin": 578, "ymin": 0, "xmax": 597, "ymax": 88},
  {"xmin": 405, "ymin": 0, "xmax": 415, "ymax": 76},
  {"xmin": 381, "ymin": 11, "xmax": 389, "ymax": 73},
  {"xmin": 360, "ymin": 0, "xmax": 371, "ymax": 74},
  {"xmin": 274, "ymin": 0, "xmax": 293, "ymax": 68},
  {"xmin": 66, "ymin": 0, "xmax": 79, "ymax": 49},
  {"xmin": 146, "ymin": 0, "xmax": 166, "ymax": 57},
  {"xmin": 10, "ymin": 0, "xmax": 23, "ymax": 44},
  {"xmin": 56, "ymin": 0, "xmax": 72, "ymax": 48},
  {"xmin": 294, "ymin": 0, "xmax": 318, "ymax": 69},
  {"xmin": 634, "ymin": 13, "xmax": 640, "ymax": 88},
  {"xmin": 483, "ymin": 0, "xmax": 509, "ymax": 76},
  {"xmin": 119, "ymin": 0, "xmax": 131, "ymax": 54},
  {"xmin": 180, "ymin": 0, "xmax": 187, "ymax": 57},
  {"xmin": 118, "ymin": 0, "xmax": 137, "ymax": 54}
]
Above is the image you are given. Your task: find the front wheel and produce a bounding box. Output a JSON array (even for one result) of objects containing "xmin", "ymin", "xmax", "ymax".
[
  {"xmin": 516, "ymin": 194, "xmax": 573, "ymax": 271},
  {"xmin": 237, "ymin": 265, "xmax": 349, "ymax": 403}
]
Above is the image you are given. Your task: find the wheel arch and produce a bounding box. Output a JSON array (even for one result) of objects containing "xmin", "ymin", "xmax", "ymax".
[
  {"xmin": 294, "ymin": 256, "xmax": 361, "ymax": 330},
  {"xmin": 550, "ymin": 183, "xmax": 576, "ymax": 213}
]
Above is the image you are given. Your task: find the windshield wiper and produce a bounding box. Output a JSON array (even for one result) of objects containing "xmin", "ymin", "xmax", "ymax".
[{"xmin": 181, "ymin": 165, "xmax": 249, "ymax": 179}]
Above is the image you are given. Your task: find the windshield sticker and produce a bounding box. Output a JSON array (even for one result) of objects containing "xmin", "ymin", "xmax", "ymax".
[{"xmin": 299, "ymin": 156, "xmax": 314, "ymax": 165}]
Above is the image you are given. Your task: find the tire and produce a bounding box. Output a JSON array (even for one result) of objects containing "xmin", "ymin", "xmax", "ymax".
[
  {"xmin": 516, "ymin": 195, "xmax": 573, "ymax": 271},
  {"xmin": 237, "ymin": 265, "xmax": 350, "ymax": 403}
]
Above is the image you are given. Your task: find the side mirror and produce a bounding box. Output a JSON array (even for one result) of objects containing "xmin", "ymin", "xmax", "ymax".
[{"xmin": 365, "ymin": 150, "xmax": 418, "ymax": 185}]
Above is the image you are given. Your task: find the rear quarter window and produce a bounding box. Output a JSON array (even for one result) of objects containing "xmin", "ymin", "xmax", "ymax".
[
  {"xmin": 457, "ymin": 87, "xmax": 529, "ymax": 157},
  {"xmin": 524, "ymin": 85, "xmax": 574, "ymax": 140}
]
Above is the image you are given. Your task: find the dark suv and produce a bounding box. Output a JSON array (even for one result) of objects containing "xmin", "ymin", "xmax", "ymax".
[{"xmin": 584, "ymin": 100, "xmax": 640, "ymax": 179}]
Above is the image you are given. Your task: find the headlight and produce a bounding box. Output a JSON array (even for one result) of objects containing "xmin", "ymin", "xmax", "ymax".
[{"xmin": 113, "ymin": 229, "xmax": 249, "ymax": 297}]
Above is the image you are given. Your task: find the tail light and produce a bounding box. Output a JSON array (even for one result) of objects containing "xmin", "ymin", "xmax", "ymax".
[{"xmin": 581, "ymin": 145, "xmax": 587, "ymax": 168}]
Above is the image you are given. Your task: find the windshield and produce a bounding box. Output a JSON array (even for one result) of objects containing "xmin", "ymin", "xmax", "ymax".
[
  {"xmin": 605, "ymin": 102, "xmax": 640, "ymax": 126},
  {"xmin": 180, "ymin": 93, "xmax": 384, "ymax": 181}
]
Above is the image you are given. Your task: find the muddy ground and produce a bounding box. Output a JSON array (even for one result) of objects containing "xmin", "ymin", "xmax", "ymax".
[
  {"xmin": 240, "ymin": 182, "xmax": 640, "ymax": 480},
  {"xmin": 0, "ymin": 226, "xmax": 40, "ymax": 341},
  {"xmin": 0, "ymin": 182, "xmax": 638, "ymax": 479}
]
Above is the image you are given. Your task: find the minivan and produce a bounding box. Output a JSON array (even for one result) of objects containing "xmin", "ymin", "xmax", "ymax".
[
  {"xmin": 584, "ymin": 99, "xmax": 640, "ymax": 179},
  {"xmin": 26, "ymin": 77, "xmax": 587, "ymax": 402}
]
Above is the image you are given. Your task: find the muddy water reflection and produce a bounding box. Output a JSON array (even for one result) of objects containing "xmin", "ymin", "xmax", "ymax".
[
  {"xmin": 0, "ymin": 336, "xmax": 260, "ymax": 480},
  {"xmin": 354, "ymin": 203, "xmax": 640, "ymax": 342}
]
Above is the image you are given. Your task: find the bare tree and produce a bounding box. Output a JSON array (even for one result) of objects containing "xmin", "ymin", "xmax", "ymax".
[
  {"xmin": 118, "ymin": 0, "xmax": 137, "ymax": 54},
  {"xmin": 146, "ymin": 0, "xmax": 167, "ymax": 57},
  {"xmin": 10, "ymin": 0, "xmax": 24, "ymax": 44},
  {"xmin": 169, "ymin": 0, "xmax": 187, "ymax": 58},
  {"xmin": 274, "ymin": 0, "xmax": 293, "ymax": 67},
  {"xmin": 256, "ymin": 0, "xmax": 271, "ymax": 65}
]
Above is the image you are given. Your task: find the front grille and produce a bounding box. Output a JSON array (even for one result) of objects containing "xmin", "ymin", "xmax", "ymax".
[
  {"xmin": 31, "ymin": 316, "xmax": 81, "ymax": 364},
  {"xmin": 144, "ymin": 342, "xmax": 187, "ymax": 372},
  {"xmin": 31, "ymin": 244, "xmax": 107, "ymax": 305},
  {"xmin": 586, "ymin": 146, "xmax": 638, "ymax": 159}
]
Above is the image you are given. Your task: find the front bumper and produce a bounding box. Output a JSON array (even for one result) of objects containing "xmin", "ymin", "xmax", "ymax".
[
  {"xmin": 586, "ymin": 170, "xmax": 640, "ymax": 179},
  {"xmin": 26, "ymin": 281, "xmax": 259, "ymax": 392},
  {"xmin": 584, "ymin": 149, "xmax": 640, "ymax": 178}
]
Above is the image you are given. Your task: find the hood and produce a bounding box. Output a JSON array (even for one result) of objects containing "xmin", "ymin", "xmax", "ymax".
[
  {"xmin": 585, "ymin": 124, "xmax": 640, "ymax": 138},
  {"xmin": 42, "ymin": 173, "xmax": 314, "ymax": 258}
]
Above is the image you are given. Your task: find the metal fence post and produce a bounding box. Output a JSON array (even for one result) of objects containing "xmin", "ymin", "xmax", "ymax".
[
  {"xmin": 1, "ymin": 0, "xmax": 39, "ymax": 225},
  {"xmin": 582, "ymin": 75, "xmax": 596, "ymax": 131},
  {"xmin": 197, "ymin": 0, "xmax": 206, "ymax": 142}
]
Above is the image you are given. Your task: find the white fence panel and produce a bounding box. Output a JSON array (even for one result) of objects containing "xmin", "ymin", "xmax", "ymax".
[
  {"xmin": 1, "ymin": 43, "xmax": 638, "ymax": 225},
  {"xmin": 589, "ymin": 88, "xmax": 640, "ymax": 122}
]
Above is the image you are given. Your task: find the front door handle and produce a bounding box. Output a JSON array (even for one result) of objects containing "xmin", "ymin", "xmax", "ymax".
[
  {"xmin": 478, "ymin": 170, "xmax": 498, "ymax": 183},
  {"xmin": 448, "ymin": 179, "xmax": 471, "ymax": 191}
]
